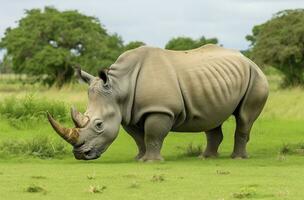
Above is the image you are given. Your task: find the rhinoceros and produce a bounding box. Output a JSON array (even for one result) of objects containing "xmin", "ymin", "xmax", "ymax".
[{"xmin": 47, "ymin": 44, "xmax": 269, "ymax": 161}]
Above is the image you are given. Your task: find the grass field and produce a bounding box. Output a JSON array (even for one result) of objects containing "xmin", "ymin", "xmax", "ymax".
[{"xmin": 0, "ymin": 69, "xmax": 304, "ymax": 200}]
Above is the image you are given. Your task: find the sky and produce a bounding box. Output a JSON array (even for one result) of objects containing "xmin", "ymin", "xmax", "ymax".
[{"xmin": 0, "ymin": 0, "xmax": 304, "ymax": 60}]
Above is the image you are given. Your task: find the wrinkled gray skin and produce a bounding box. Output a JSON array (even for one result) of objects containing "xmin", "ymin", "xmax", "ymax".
[{"xmin": 50, "ymin": 45, "xmax": 269, "ymax": 161}]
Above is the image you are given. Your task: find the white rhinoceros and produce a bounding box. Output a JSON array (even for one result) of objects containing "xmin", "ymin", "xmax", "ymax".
[{"xmin": 47, "ymin": 44, "xmax": 269, "ymax": 161}]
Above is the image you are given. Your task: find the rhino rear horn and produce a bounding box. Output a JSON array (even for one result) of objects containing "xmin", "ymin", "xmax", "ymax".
[
  {"xmin": 47, "ymin": 112, "xmax": 79, "ymax": 145},
  {"xmin": 70, "ymin": 106, "xmax": 90, "ymax": 128}
]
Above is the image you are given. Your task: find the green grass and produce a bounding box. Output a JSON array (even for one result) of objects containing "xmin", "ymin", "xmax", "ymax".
[
  {"xmin": 0, "ymin": 118, "xmax": 303, "ymax": 199},
  {"xmin": 0, "ymin": 155, "xmax": 303, "ymax": 199},
  {"xmin": 1, "ymin": 69, "xmax": 304, "ymax": 199}
]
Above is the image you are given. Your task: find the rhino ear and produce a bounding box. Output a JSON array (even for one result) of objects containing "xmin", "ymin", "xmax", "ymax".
[
  {"xmin": 75, "ymin": 66, "xmax": 94, "ymax": 85},
  {"xmin": 98, "ymin": 68, "xmax": 110, "ymax": 89}
]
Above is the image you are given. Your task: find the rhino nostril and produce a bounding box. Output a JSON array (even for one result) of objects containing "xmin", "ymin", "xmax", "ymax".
[{"xmin": 83, "ymin": 150, "xmax": 91, "ymax": 156}]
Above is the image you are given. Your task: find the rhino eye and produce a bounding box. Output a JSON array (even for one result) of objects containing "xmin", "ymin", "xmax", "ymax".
[
  {"xmin": 96, "ymin": 122, "xmax": 103, "ymax": 129},
  {"xmin": 94, "ymin": 120, "xmax": 104, "ymax": 133}
]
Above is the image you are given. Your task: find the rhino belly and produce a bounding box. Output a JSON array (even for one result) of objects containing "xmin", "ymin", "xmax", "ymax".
[{"xmin": 171, "ymin": 99, "xmax": 239, "ymax": 132}]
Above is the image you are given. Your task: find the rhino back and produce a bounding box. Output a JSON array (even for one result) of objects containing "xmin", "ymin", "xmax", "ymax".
[{"xmin": 129, "ymin": 45, "xmax": 252, "ymax": 131}]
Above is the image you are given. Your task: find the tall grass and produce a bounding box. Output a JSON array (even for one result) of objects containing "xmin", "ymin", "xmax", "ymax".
[
  {"xmin": 279, "ymin": 143, "xmax": 304, "ymax": 155},
  {"xmin": 0, "ymin": 94, "xmax": 68, "ymax": 128},
  {"xmin": 177, "ymin": 142, "xmax": 202, "ymax": 157},
  {"xmin": 0, "ymin": 136, "xmax": 69, "ymax": 159}
]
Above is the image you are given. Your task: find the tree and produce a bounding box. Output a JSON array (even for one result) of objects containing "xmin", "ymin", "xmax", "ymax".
[
  {"xmin": 246, "ymin": 9, "xmax": 304, "ymax": 86},
  {"xmin": 124, "ymin": 41, "xmax": 145, "ymax": 51},
  {"xmin": 0, "ymin": 7, "xmax": 124, "ymax": 87},
  {"xmin": 0, "ymin": 60, "xmax": 2, "ymax": 73},
  {"xmin": 0, "ymin": 53, "xmax": 14, "ymax": 73},
  {"xmin": 165, "ymin": 36, "xmax": 218, "ymax": 50}
]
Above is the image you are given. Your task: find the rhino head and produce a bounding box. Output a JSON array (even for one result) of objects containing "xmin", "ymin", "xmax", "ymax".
[{"xmin": 47, "ymin": 68, "xmax": 122, "ymax": 160}]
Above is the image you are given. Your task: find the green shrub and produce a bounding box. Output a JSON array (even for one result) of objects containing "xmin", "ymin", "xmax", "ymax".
[
  {"xmin": 279, "ymin": 143, "xmax": 304, "ymax": 155},
  {"xmin": 0, "ymin": 136, "xmax": 69, "ymax": 159},
  {"xmin": 0, "ymin": 94, "xmax": 68, "ymax": 128},
  {"xmin": 177, "ymin": 142, "xmax": 202, "ymax": 157},
  {"xmin": 151, "ymin": 174, "xmax": 165, "ymax": 182},
  {"xmin": 88, "ymin": 185, "xmax": 107, "ymax": 193},
  {"xmin": 232, "ymin": 187, "xmax": 257, "ymax": 199},
  {"xmin": 25, "ymin": 184, "xmax": 47, "ymax": 194}
]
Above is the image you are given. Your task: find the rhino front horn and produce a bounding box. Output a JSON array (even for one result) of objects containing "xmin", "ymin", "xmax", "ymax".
[{"xmin": 47, "ymin": 112, "xmax": 79, "ymax": 145}]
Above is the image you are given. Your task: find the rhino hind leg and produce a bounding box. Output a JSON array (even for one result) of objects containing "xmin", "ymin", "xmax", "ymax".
[
  {"xmin": 139, "ymin": 113, "xmax": 173, "ymax": 162},
  {"xmin": 231, "ymin": 71, "xmax": 269, "ymax": 159},
  {"xmin": 123, "ymin": 125, "xmax": 146, "ymax": 160},
  {"xmin": 201, "ymin": 126, "xmax": 223, "ymax": 158}
]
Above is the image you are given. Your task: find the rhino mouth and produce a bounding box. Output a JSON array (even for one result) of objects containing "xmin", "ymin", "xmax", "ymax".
[{"xmin": 73, "ymin": 146, "xmax": 105, "ymax": 160}]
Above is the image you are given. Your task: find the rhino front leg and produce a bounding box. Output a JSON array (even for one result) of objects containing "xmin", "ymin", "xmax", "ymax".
[
  {"xmin": 123, "ymin": 125, "xmax": 146, "ymax": 160},
  {"xmin": 139, "ymin": 113, "xmax": 173, "ymax": 162},
  {"xmin": 202, "ymin": 126, "xmax": 223, "ymax": 158}
]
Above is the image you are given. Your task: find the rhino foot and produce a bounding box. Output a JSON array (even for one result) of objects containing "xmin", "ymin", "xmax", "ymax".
[
  {"xmin": 231, "ymin": 152, "xmax": 249, "ymax": 159},
  {"xmin": 138, "ymin": 154, "xmax": 164, "ymax": 162},
  {"xmin": 200, "ymin": 151, "xmax": 219, "ymax": 158},
  {"xmin": 134, "ymin": 152, "xmax": 145, "ymax": 161}
]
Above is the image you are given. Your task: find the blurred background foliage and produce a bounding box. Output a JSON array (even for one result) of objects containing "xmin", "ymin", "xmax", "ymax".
[
  {"xmin": 165, "ymin": 36, "xmax": 218, "ymax": 50},
  {"xmin": 0, "ymin": 7, "xmax": 140, "ymax": 87},
  {"xmin": 0, "ymin": 7, "xmax": 304, "ymax": 87},
  {"xmin": 246, "ymin": 9, "xmax": 304, "ymax": 87}
]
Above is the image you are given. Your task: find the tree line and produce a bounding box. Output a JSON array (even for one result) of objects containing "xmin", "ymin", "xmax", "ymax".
[{"xmin": 0, "ymin": 7, "xmax": 303, "ymax": 87}]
